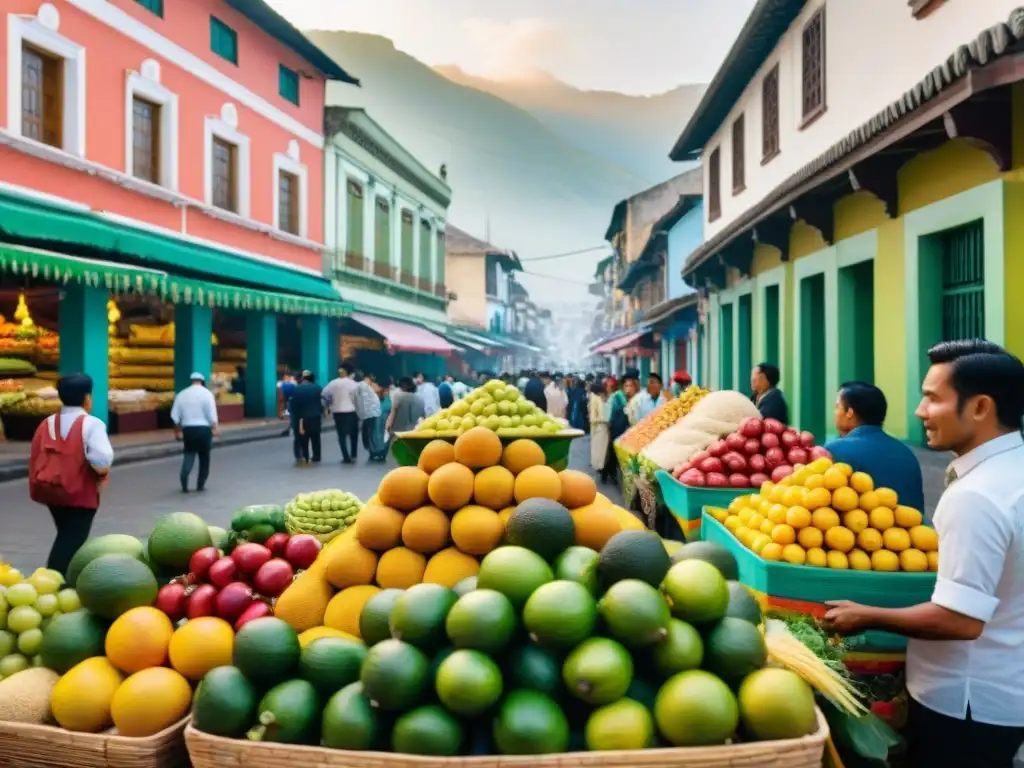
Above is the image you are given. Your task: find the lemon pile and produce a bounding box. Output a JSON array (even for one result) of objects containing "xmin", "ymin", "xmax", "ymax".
[{"xmin": 710, "ymin": 458, "xmax": 938, "ymax": 572}]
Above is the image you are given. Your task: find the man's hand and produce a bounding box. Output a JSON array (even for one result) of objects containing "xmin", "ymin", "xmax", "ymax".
[
  {"xmin": 824, "ymin": 600, "xmax": 874, "ymax": 634},
  {"xmin": 173, "ymin": 429, "xmax": 183, "ymax": 442},
  {"xmin": 211, "ymin": 426, "xmax": 220, "ymax": 438},
  {"xmin": 299, "ymin": 420, "xmax": 305, "ymax": 436}
]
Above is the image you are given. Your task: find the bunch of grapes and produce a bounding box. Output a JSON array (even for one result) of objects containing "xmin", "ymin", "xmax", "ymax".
[{"xmin": 0, "ymin": 567, "xmax": 81, "ymax": 678}]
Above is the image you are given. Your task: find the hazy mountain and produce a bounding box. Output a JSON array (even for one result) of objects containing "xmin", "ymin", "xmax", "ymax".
[
  {"xmin": 305, "ymin": 31, "xmax": 662, "ymax": 302},
  {"xmin": 434, "ymin": 65, "xmax": 705, "ymax": 183}
]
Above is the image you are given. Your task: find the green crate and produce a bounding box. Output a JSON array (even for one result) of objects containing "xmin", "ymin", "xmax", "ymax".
[
  {"xmin": 701, "ymin": 511, "xmax": 936, "ymax": 651},
  {"xmin": 656, "ymin": 470, "xmax": 745, "ymax": 541},
  {"xmin": 391, "ymin": 432, "xmax": 582, "ymax": 471}
]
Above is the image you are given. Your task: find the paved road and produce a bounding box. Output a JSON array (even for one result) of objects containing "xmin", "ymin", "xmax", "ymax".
[{"xmin": 0, "ymin": 434, "xmax": 619, "ymax": 574}]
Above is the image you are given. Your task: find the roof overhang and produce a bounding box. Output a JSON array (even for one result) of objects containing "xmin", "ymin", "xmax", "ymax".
[
  {"xmin": 603, "ymin": 199, "xmax": 629, "ymax": 242},
  {"xmin": 642, "ymin": 293, "xmax": 699, "ymax": 327}
]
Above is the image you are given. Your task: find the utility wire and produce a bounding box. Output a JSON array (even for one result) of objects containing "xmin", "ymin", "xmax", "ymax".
[{"xmin": 519, "ymin": 245, "xmax": 611, "ymax": 262}]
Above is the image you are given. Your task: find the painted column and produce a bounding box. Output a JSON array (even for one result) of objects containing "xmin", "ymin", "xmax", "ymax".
[
  {"xmin": 326, "ymin": 321, "xmax": 340, "ymax": 383},
  {"xmin": 301, "ymin": 315, "xmax": 329, "ymax": 383},
  {"xmin": 60, "ymin": 283, "xmax": 109, "ymax": 423},
  {"xmin": 245, "ymin": 312, "xmax": 277, "ymax": 419},
  {"xmin": 173, "ymin": 303, "xmax": 213, "ymax": 394}
]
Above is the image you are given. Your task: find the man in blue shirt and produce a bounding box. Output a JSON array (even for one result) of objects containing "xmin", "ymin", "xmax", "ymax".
[{"xmin": 824, "ymin": 381, "xmax": 926, "ymax": 513}]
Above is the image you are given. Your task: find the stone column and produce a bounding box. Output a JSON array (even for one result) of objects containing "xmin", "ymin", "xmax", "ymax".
[
  {"xmin": 300, "ymin": 315, "xmax": 329, "ymax": 384},
  {"xmin": 245, "ymin": 312, "xmax": 277, "ymax": 419},
  {"xmin": 173, "ymin": 303, "xmax": 213, "ymax": 393},
  {"xmin": 60, "ymin": 283, "xmax": 109, "ymax": 423}
]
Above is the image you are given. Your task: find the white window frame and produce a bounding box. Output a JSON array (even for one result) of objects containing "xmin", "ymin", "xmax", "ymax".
[
  {"xmin": 272, "ymin": 152, "xmax": 308, "ymax": 239},
  {"xmin": 6, "ymin": 10, "xmax": 87, "ymax": 157},
  {"xmin": 124, "ymin": 68, "xmax": 179, "ymax": 191},
  {"xmin": 203, "ymin": 115, "xmax": 250, "ymax": 218}
]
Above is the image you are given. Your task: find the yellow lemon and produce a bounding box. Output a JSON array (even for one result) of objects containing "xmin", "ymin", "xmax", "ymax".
[
  {"xmin": 767, "ymin": 504, "xmax": 789, "ymax": 524},
  {"xmin": 761, "ymin": 543, "xmax": 783, "ymax": 561},
  {"xmin": 858, "ymin": 491, "xmax": 880, "ymax": 512},
  {"xmin": 826, "ymin": 550, "xmax": 849, "ymax": 569},
  {"xmin": 804, "ymin": 473, "xmax": 826, "ymax": 490},
  {"xmin": 724, "ymin": 515, "xmax": 742, "ymax": 532},
  {"xmin": 751, "ymin": 533, "xmax": 772, "ymax": 554},
  {"xmin": 871, "ymin": 550, "xmax": 900, "ymax": 572},
  {"xmin": 882, "ymin": 527, "xmax": 911, "ymax": 553},
  {"xmin": 782, "ymin": 486, "xmax": 808, "ymax": 508},
  {"xmin": 709, "ymin": 506, "xmax": 729, "ymax": 523},
  {"xmin": 797, "ymin": 527, "xmax": 824, "ymax": 549},
  {"xmin": 768, "ymin": 485, "xmax": 787, "ymax": 504},
  {"xmin": 759, "ymin": 518, "xmax": 776, "ymax": 535},
  {"xmin": 909, "ymin": 525, "xmax": 939, "ymax": 552},
  {"xmin": 822, "ymin": 468, "xmax": 848, "ymax": 490},
  {"xmin": 740, "ymin": 527, "xmax": 760, "ymax": 549},
  {"xmin": 832, "ymin": 487, "xmax": 859, "ymax": 513},
  {"xmin": 834, "ymin": 462, "xmax": 854, "ymax": 477},
  {"xmin": 734, "ymin": 526, "xmax": 752, "ymax": 545},
  {"xmin": 824, "ymin": 526, "xmax": 855, "ymax": 553},
  {"xmin": 771, "ymin": 524, "xmax": 797, "ymax": 546},
  {"xmin": 760, "ymin": 480, "xmax": 776, "ymax": 497},
  {"xmin": 808, "ymin": 457, "xmax": 833, "ymax": 474},
  {"xmin": 850, "ymin": 472, "xmax": 874, "ymax": 494},
  {"xmin": 895, "ymin": 506, "xmax": 923, "ymax": 529},
  {"xmin": 782, "ymin": 544, "xmax": 807, "ymax": 565},
  {"xmin": 748, "ymin": 494, "xmax": 765, "ymax": 509},
  {"xmin": 843, "ymin": 509, "xmax": 870, "ymax": 534},
  {"xmin": 748, "ymin": 513, "xmax": 766, "ymax": 531},
  {"xmin": 875, "ymin": 488, "xmax": 899, "ymax": 508},
  {"xmin": 804, "ymin": 487, "xmax": 832, "ymax": 511},
  {"xmin": 868, "ymin": 506, "xmax": 895, "ymax": 531},
  {"xmin": 926, "ymin": 551, "xmax": 939, "ymax": 571},
  {"xmin": 790, "ymin": 468, "xmax": 813, "ymax": 487},
  {"xmin": 811, "ymin": 507, "xmax": 841, "ymax": 531},
  {"xmin": 786, "ymin": 506, "xmax": 812, "ymax": 529},
  {"xmin": 848, "ymin": 549, "xmax": 872, "ymax": 571},
  {"xmin": 806, "ymin": 548, "xmax": 828, "ymax": 567},
  {"xmin": 728, "ymin": 496, "xmax": 747, "ymax": 513},
  {"xmin": 856, "ymin": 528, "xmax": 883, "ymax": 553},
  {"xmin": 758, "ymin": 500, "xmax": 773, "ymax": 516},
  {"xmin": 738, "ymin": 508, "xmax": 754, "ymax": 525},
  {"xmin": 899, "ymin": 549, "xmax": 928, "ymax": 572}
]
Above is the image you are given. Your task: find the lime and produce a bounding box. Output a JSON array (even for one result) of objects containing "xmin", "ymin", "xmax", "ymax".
[
  {"xmin": 435, "ymin": 649, "xmax": 503, "ymax": 717},
  {"xmin": 703, "ymin": 617, "xmax": 768, "ymax": 685},
  {"xmin": 653, "ymin": 619, "xmax": 704, "ymax": 676},
  {"xmin": 523, "ymin": 580, "xmax": 596, "ymax": 648},
  {"xmin": 598, "ymin": 579, "xmax": 670, "ymax": 647},
  {"xmin": 445, "ymin": 589, "xmax": 516, "ymax": 654},
  {"xmin": 563, "ymin": 637, "xmax": 633, "ymax": 705},
  {"xmin": 660, "ymin": 559, "xmax": 728, "ymax": 624},
  {"xmin": 493, "ymin": 690, "xmax": 569, "ymax": 755},
  {"xmin": 477, "ymin": 547, "xmax": 552, "ymax": 609},
  {"xmin": 358, "ymin": 588, "xmax": 403, "ymax": 647},
  {"xmin": 389, "ymin": 584, "xmax": 458, "ymax": 651},
  {"xmin": 585, "ymin": 698, "xmax": 654, "ymax": 750},
  {"xmin": 453, "ymin": 576, "xmax": 478, "ymax": 597},
  {"xmin": 504, "ymin": 644, "xmax": 562, "ymax": 697},
  {"xmin": 360, "ymin": 639, "xmax": 430, "ymax": 711},
  {"xmin": 392, "ymin": 704, "xmax": 464, "ymax": 756},
  {"xmin": 655, "ymin": 670, "xmax": 738, "ymax": 746},
  {"xmin": 552, "ymin": 546, "xmax": 599, "ymax": 594}
]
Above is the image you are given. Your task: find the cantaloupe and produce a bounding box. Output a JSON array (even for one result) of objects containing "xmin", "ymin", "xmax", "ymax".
[
  {"xmin": 501, "ymin": 439, "xmax": 546, "ymax": 475},
  {"xmin": 417, "ymin": 440, "xmax": 455, "ymax": 473},
  {"xmin": 355, "ymin": 505, "xmax": 406, "ymax": 551},
  {"xmin": 571, "ymin": 504, "xmax": 624, "ymax": 551},
  {"xmin": 451, "ymin": 506, "xmax": 505, "ymax": 555},
  {"xmin": 428, "ymin": 462, "xmax": 475, "ymax": 511},
  {"xmin": 454, "ymin": 427, "xmax": 503, "ymax": 469},
  {"xmin": 422, "ymin": 547, "xmax": 480, "ymax": 588},
  {"xmin": 274, "ymin": 558, "xmax": 334, "ymax": 632},
  {"xmin": 325, "ymin": 539, "xmax": 379, "ymax": 588},
  {"xmin": 402, "ymin": 506, "xmax": 451, "ymax": 554},
  {"xmin": 0, "ymin": 667, "xmax": 59, "ymax": 724},
  {"xmin": 513, "ymin": 465, "xmax": 562, "ymax": 504},
  {"xmin": 559, "ymin": 470, "xmax": 598, "ymax": 509},
  {"xmin": 473, "ymin": 466, "xmax": 515, "ymax": 510},
  {"xmin": 378, "ymin": 467, "xmax": 429, "ymax": 511},
  {"xmin": 324, "ymin": 585, "xmax": 381, "ymax": 637},
  {"xmin": 375, "ymin": 547, "xmax": 427, "ymax": 589}
]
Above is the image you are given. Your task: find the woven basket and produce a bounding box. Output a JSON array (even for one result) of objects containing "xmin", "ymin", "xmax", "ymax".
[
  {"xmin": 0, "ymin": 717, "xmax": 189, "ymax": 768},
  {"xmin": 185, "ymin": 709, "xmax": 827, "ymax": 768}
]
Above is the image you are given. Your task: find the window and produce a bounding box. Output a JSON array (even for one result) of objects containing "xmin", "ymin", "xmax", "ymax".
[
  {"xmin": 345, "ymin": 180, "xmax": 364, "ymax": 267},
  {"xmin": 400, "ymin": 209, "xmax": 414, "ymax": 284},
  {"xmin": 131, "ymin": 96, "xmax": 160, "ymax": 183},
  {"xmin": 731, "ymin": 115, "xmax": 745, "ymax": 194},
  {"xmin": 708, "ymin": 147, "xmax": 721, "ymax": 222},
  {"xmin": 485, "ymin": 261, "xmax": 499, "ymax": 297},
  {"xmin": 21, "ymin": 45, "xmax": 62, "ymax": 148},
  {"xmin": 279, "ymin": 65, "xmax": 299, "ymax": 106},
  {"xmin": 134, "ymin": 0, "xmax": 163, "ymax": 17},
  {"xmin": 210, "ymin": 17, "xmax": 238, "ymax": 65},
  {"xmin": 801, "ymin": 8, "xmax": 826, "ymax": 124},
  {"xmin": 762, "ymin": 64, "xmax": 780, "ymax": 162},
  {"xmin": 277, "ymin": 171, "xmax": 298, "ymax": 235},
  {"xmin": 211, "ymin": 136, "xmax": 236, "ymax": 212}
]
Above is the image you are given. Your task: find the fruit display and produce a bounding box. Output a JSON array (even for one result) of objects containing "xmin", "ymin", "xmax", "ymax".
[
  {"xmin": 228, "ymin": 504, "xmax": 288, "ymax": 548},
  {"xmin": 672, "ymin": 416, "xmax": 831, "ymax": 489},
  {"xmin": 284, "ymin": 490, "xmax": 363, "ymax": 542},
  {"xmin": 616, "ymin": 385, "xmax": 708, "ymax": 453},
  {"xmin": 0, "ymin": 357, "xmax": 36, "ymax": 377},
  {"xmin": 708, "ymin": 458, "xmax": 937, "ymax": 571},
  {"xmin": 0, "ymin": 379, "xmax": 24, "ymax": 393},
  {"xmin": 0, "ymin": 393, "xmax": 61, "ymax": 417},
  {"xmin": 0, "ymin": 564, "xmax": 81, "ymax": 681},
  {"xmin": 401, "ymin": 379, "xmax": 578, "ymax": 439}
]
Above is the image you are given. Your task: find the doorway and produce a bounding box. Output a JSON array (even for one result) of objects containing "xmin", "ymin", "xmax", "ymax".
[
  {"xmin": 799, "ymin": 274, "xmax": 826, "ymax": 436},
  {"xmin": 738, "ymin": 293, "xmax": 753, "ymax": 395},
  {"xmin": 720, "ymin": 303, "xmax": 734, "ymax": 390},
  {"xmin": 838, "ymin": 260, "xmax": 875, "ymax": 385}
]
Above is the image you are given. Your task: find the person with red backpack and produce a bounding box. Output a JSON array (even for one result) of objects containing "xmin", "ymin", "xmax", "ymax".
[{"xmin": 28, "ymin": 373, "xmax": 114, "ymax": 575}]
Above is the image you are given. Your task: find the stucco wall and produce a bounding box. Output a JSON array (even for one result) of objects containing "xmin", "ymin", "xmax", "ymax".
[
  {"xmin": 667, "ymin": 201, "xmax": 703, "ymax": 299},
  {"xmin": 446, "ymin": 253, "xmax": 486, "ymax": 328}
]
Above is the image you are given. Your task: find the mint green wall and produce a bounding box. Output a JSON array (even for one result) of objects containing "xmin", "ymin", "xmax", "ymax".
[{"xmin": 60, "ymin": 284, "xmax": 109, "ymax": 423}]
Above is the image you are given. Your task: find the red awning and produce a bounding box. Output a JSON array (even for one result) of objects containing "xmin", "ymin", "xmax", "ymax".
[
  {"xmin": 351, "ymin": 313, "xmax": 453, "ymax": 354},
  {"xmin": 592, "ymin": 330, "xmax": 645, "ymax": 355}
]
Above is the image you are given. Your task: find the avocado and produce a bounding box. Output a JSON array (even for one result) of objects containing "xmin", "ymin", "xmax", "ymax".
[
  {"xmin": 359, "ymin": 588, "xmax": 404, "ymax": 647},
  {"xmin": 724, "ymin": 581, "xmax": 763, "ymax": 625},
  {"xmin": 391, "ymin": 704, "xmax": 464, "ymax": 756},
  {"xmin": 389, "ymin": 583, "xmax": 458, "ymax": 651},
  {"xmin": 597, "ymin": 530, "xmax": 671, "ymax": 589},
  {"xmin": 360, "ymin": 639, "xmax": 431, "ymax": 711},
  {"xmin": 233, "ymin": 617, "xmax": 301, "ymax": 687},
  {"xmin": 703, "ymin": 617, "xmax": 768, "ymax": 685},
  {"xmin": 671, "ymin": 541, "xmax": 739, "ymax": 580},
  {"xmin": 505, "ymin": 644, "xmax": 563, "ymax": 698},
  {"xmin": 248, "ymin": 679, "xmax": 320, "ymax": 744},
  {"xmin": 299, "ymin": 637, "xmax": 367, "ymax": 698},
  {"xmin": 191, "ymin": 666, "xmax": 258, "ymax": 738},
  {"xmin": 506, "ymin": 499, "xmax": 575, "ymax": 561},
  {"xmin": 321, "ymin": 682, "xmax": 379, "ymax": 750}
]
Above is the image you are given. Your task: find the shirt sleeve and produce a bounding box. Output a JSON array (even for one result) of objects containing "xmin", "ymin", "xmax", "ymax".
[
  {"xmin": 84, "ymin": 417, "xmax": 115, "ymax": 468},
  {"xmin": 930, "ymin": 489, "xmax": 1013, "ymax": 622},
  {"xmin": 170, "ymin": 394, "xmax": 182, "ymax": 426},
  {"xmin": 205, "ymin": 392, "xmax": 219, "ymax": 426}
]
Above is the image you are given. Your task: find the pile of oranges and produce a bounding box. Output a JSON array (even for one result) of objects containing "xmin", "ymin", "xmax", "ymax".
[{"xmin": 710, "ymin": 458, "xmax": 938, "ymax": 572}]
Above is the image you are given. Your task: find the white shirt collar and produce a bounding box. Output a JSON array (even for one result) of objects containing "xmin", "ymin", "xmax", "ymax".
[{"xmin": 949, "ymin": 431, "xmax": 1024, "ymax": 482}]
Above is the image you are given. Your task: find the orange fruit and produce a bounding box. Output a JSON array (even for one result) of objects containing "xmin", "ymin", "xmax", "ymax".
[
  {"xmin": 826, "ymin": 551, "xmax": 849, "ymax": 569},
  {"xmin": 843, "ymin": 509, "xmax": 870, "ymax": 534},
  {"xmin": 822, "ymin": 468, "xmax": 848, "ymax": 490},
  {"xmin": 909, "ymin": 525, "xmax": 938, "ymax": 552},
  {"xmin": 797, "ymin": 526, "xmax": 823, "ymax": 549},
  {"xmin": 806, "ymin": 547, "xmax": 828, "ymax": 567},
  {"xmin": 899, "ymin": 549, "xmax": 928, "ymax": 572},
  {"xmin": 850, "ymin": 472, "xmax": 874, "ymax": 494},
  {"xmin": 824, "ymin": 526, "xmax": 855, "ymax": 553},
  {"xmin": 782, "ymin": 544, "xmax": 807, "ymax": 565},
  {"xmin": 895, "ymin": 506, "xmax": 923, "ymax": 528},
  {"xmin": 858, "ymin": 491, "xmax": 880, "ymax": 512},
  {"xmin": 882, "ymin": 528, "xmax": 911, "ymax": 552},
  {"xmin": 761, "ymin": 543, "xmax": 783, "ymax": 561},
  {"xmin": 868, "ymin": 506, "xmax": 895, "ymax": 531},
  {"xmin": 811, "ymin": 507, "xmax": 840, "ymax": 531},
  {"xmin": 871, "ymin": 550, "xmax": 900, "ymax": 572},
  {"xmin": 848, "ymin": 549, "xmax": 872, "ymax": 571},
  {"xmin": 875, "ymin": 488, "xmax": 899, "ymax": 508},
  {"xmin": 804, "ymin": 487, "xmax": 832, "ymax": 511},
  {"xmin": 786, "ymin": 506, "xmax": 812, "ymax": 529},
  {"xmin": 168, "ymin": 617, "xmax": 234, "ymax": 681},
  {"xmin": 832, "ymin": 487, "xmax": 859, "ymax": 513},
  {"xmin": 771, "ymin": 524, "xmax": 796, "ymax": 546},
  {"xmin": 856, "ymin": 528, "xmax": 883, "ymax": 553},
  {"xmin": 105, "ymin": 607, "xmax": 174, "ymax": 673},
  {"xmin": 926, "ymin": 551, "xmax": 939, "ymax": 571}
]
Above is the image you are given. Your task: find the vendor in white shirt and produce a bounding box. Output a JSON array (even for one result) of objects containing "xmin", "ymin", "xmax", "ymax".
[{"xmin": 826, "ymin": 339, "xmax": 1024, "ymax": 768}]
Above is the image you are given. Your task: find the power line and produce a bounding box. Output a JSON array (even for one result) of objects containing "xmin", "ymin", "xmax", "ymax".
[
  {"xmin": 519, "ymin": 245, "xmax": 611, "ymax": 262},
  {"xmin": 519, "ymin": 269, "xmax": 596, "ymax": 286}
]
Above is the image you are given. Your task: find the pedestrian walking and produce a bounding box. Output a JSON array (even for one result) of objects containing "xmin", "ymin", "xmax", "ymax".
[
  {"xmin": 289, "ymin": 370, "xmax": 324, "ymax": 464},
  {"xmin": 28, "ymin": 373, "xmax": 113, "ymax": 576},
  {"xmin": 278, "ymin": 371, "xmax": 297, "ymax": 437},
  {"xmin": 438, "ymin": 376, "xmax": 454, "ymax": 410},
  {"xmin": 415, "ymin": 372, "xmax": 441, "ymax": 416},
  {"xmin": 588, "ymin": 379, "xmax": 610, "ymax": 477},
  {"xmin": 369, "ymin": 377, "xmax": 393, "ymax": 462},
  {"xmin": 170, "ymin": 372, "xmax": 219, "ymax": 492},
  {"xmin": 323, "ymin": 363, "xmax": 359, "ymax": 463},
  {"xmin": 387, "ymin": 377, "xmax": 426, "ymax": 437},
  {"xmin": 355, "ymin": 372, "xmax": 382, "ymax": 460}
]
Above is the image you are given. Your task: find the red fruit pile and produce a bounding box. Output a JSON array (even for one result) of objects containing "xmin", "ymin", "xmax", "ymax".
[
  {"xmin": 153, "ymin": 533, "xmax": 322, "ymax": 630},
  {"xmin": 672, "ymin": 417, "xmax": 831, "ymax": 489}
]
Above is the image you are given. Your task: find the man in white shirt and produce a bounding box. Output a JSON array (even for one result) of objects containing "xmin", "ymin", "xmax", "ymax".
[
  {"xmin": 322, "ymin": 363, "xmax": 359, "ymax": 463},
  {"xmin": 170, "ymin": 372, "xmax": 219, "ymax": 493},
  {"xmin": 451, "ymin": 378, "xmax": 469, "ymax": 400},
  {"xmin": 826, "ymin": 340, "xmax": 1024, "ymax": 767},
  {"xmin": 543, "ymin": 372, "xmax": 567, "ymax": 420},
  {"xmin": 415, "ymin": 372, "xmax": 441, "ymax": 417}
]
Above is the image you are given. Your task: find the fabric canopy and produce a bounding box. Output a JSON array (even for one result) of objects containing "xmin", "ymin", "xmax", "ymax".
[
  {"xmin": 351, "ymin": 312, "xmax": 453, "ymax": 354},
  {"xmin": 592, "ymin": 330, "xmax": 646, "ymax": 355}
]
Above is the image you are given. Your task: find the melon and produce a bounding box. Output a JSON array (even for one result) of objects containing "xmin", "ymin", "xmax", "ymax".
[
  {"xmin": 66, "ymin": 534, "xmax": 147, "ymax": 588},
  {"xmin": 39, "ymin": 609, "xmax": 109, "ymax": 674},
  {"xmin": 148, "ymin": 512, "xmax": 212, "ymax": 572},
  {"xmin": 559, "ymin": 470, "xmax": 598, "ymax": 509},
  {"xmin": 428, "ymin": 463, "xmax": 475, "ymax": 511},
  {"xmin": 378, "ymin": 467, "xmax": 430, "ymax": 511},
  {"xmin": 75, "ymin": 555, "xmax": 159, "ymax": 620},
  {"xmin": 513, "ymin": 465, "xmax": 562, "ymax": 504},
  {"xmin": 454, "ymin": 427, "xmax": 502, "ymax": 469},
  {"xmin": 417, "ymin": 440, "xmax": 455, "ymax": 473},
  {"xmin": 501, "ymin": 439, "xmax": 546, "ymax": 475}
]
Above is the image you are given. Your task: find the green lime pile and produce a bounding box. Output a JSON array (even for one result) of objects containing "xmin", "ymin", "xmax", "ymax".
[
  {"xmin": 285, "ymin": 489, "xmax": 362, "ymax": 540},
  {"xmin": 410, "ymin": 379, "xmax": 569, "ymax": 438},
  {"xmin": 190, "ymin": 510, "xmax": 819, "ymax": 757}
]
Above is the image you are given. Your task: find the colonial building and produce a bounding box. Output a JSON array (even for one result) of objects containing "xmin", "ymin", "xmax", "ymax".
[{"xmin": 674, "ymin": 0, "xmax": 1024, "ymax": 443}]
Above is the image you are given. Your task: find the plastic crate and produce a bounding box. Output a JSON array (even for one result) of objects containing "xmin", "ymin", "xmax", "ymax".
[
  {"xmin": 701, "ymin": 510, "xmax": 936, "ymax": 651},
  {"xmin": 391, "ymin": 431, "xmax": 583, "ymax": 470},
  {"xmin": 656, "ymin": 470, "xmax": 746, "ymax": 542}
]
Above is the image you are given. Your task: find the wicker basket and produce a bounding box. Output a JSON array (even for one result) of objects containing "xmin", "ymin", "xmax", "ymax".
[
  {"xmin": 0, "ymin": 717, "xmax": 189, "ymax": 768},
  {"xmin": 185, "ymin": 709, "xmax": 827, "ymax": 768}
]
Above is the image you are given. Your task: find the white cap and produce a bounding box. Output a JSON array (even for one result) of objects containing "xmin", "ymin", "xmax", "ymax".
[{"xmin": 190, "ymin": 372, "xmax": 206, "ymax": 382}]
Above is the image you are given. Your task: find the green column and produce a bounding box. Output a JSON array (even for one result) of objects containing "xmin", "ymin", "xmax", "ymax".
[
  {"xmin": 326, "ymin": 322, "xmax": 340, "ymax": 382},
  {"xmin": 245, "ymin": 312, "xmax": 277, "ymax": 419},
  {"xmin": 301, "ymin": 315, "xmax": 329, "ymax": 383},
  {"xmin": 173, "ymin": 304, "xmax": 213, "ymax": 393},
  {"xmin": 60, "ymin": 283, "xmax": 109, "ymax": 423},
  {"xmin": 639, "ymin": 356, "xmax": 651, "ymax": 381}
]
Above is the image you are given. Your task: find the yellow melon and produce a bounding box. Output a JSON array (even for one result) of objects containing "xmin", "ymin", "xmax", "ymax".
[
  {"xmin": 428, "ymin": 462, "xmax": 475, "ymax": 511},
  {"xmin": 104, "ymin": 606, "xmax": 174, "ymax": 673},
  {"xmin": 325, "ymin": 539, "xmax": 379, "ymax": 589},
  {"xmin": 454, "ymin": 426, "xmax": 503, "ymax": 468},
  {"xmin": 110, "ymin": 667, "xmax": 191, "ymax": 737},
  {"xmin": 417, "ymin": 440, "xmax": 456, "ymax": 473},
  {"xmin": 559, "ymin": 470, "xmax": 597, "ymax": 509},
  {"xmin": 378, "ymin": 466, "xmax": 429, "ymax": 511},
  {"xmin": 355, "ymin": 505, "xmax": 406, "ymax": 551},
  {"xmin": 402, "ymin": 506, "xmax": 451, "ymax": 553},
  {"xmin": 324, "ymin": 585, "xmax": 381, "ymax": 638},
  {"xmin": 375, "ymin": 547, "xmax": 427, "ymax": 589},
  {"xmin": 501, "ymin": 439, "xmax": 546, "ymax": 475},
  {"xmin": 50, "ymin": 657, "xmax": 124, "ymax": 732},
  {"xmin": 571, "ymin": 504, "xmax": 623, "ymax": 550},
  {"xmin": 274, "ymin": 559, "xmax": 333, "ymax": 632},
  {"xmin": 513, "ymin": 465, "xmax": 562, "ymax": 503},
  {"xmin": 451, "ymin": 506, "xmax": 505, "ymax": 556},
  {"xmin": 608, "ymin": 505, "xmax": 646, "ymax": 531},
  {"xmin": 473, "ymin": 465, "xmax": 515, "ymax": 510},
  {"xmin": 422, "ymin": 547, "xmax": 480, "ymax": 588}
]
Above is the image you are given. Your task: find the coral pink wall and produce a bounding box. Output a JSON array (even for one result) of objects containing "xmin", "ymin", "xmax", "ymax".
[{"xmin": 1, "ymin": 0, "xmax": 330, "ymax": 269}]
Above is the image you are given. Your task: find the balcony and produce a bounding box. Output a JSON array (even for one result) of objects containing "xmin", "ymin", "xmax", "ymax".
[{"xmin": 333, "ymin": 251, "xmax": 446, "ymax": 302}]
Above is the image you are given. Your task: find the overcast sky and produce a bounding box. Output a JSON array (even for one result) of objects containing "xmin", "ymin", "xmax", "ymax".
[{"xmin": 269, "ymin": 0, "xmax": 756, "ymax": 94}]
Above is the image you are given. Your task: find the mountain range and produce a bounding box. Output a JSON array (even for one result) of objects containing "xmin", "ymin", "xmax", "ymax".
[{"xmin": 304, "ymin": 31, "xmax": 703, "ymax": 303}]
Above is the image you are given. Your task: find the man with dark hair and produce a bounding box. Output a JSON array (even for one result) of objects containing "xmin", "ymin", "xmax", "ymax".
[
  {"xmin": 827, "ymin": 340, "xmax": 1024, "ymax": 767},
  {"xmin": 29, "ymin": 373, "xmax": 114, "ymax": 575},
  {"xmin": 524, "ymin": 371, "xmax": 546, "ymax": 412},
  {"xmin": 824, "ymin": 382, "xmax": 925, "ymax": 512},
  {"xmin": 290, "ymin": 370, "xmax": 323, "ymax": 465},
  {"xmin": 323, "ymin": 363, "xmax": 359, "ymax": 463},
  {"xmin": 751, "ymin": 362, "xmax": 789, "ymax": 423}
]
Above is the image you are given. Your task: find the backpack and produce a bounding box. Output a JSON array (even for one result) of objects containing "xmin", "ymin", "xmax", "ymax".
[{"xmin": 29, "ymin": 413, "xmax": 96, "ymax": 508}]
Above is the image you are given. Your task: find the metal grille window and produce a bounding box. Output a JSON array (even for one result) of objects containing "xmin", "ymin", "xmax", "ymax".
[
  {"xmin": 708, "ymin": 147, "xmax": 721, "ymax": 221},
  {"xmin": 211, "ymin": 136, "xmax": 236, "ymax": 212},
  {"xmin": 940, "ymin": 220, "xmax": 985, "ymax": 341},
  {"xmin": 345, "ymin": 180, "xmax": 364, "ymax": 264},
  {"xmin": 801, "ymin": 9, "xmax": 826, "ymax": 122},
  {"xmin": 374, "ymin": 198, "xmax": 391, "ymax": 274},
  {"xmin": 400, "ymin": 210, "xmax": 415, "ymax": 280},
  {"xmin": 277, "ymin": 171, "xmax": 298, "ymax": 235},
  {"xmin": 762, "ymin": 64, "xmax": 780, "ymax": 161},
  {"xmin": 210, "ymin": 17, "xmax": 238, "ymax": 65},
  {"xmin": 731, "ymin": 114, "xmax": 745, "ymax": 193},
  {"xmin": 134, "ymin": 0, "xmax": 163, "ymax": 17},
  {"xmin": 419, "ymin": 220, "xmax": 432, "ymax": 291},
  {"xmin": 279, "ymin": 65, "xmax": 299, "ymax": 106},
  {"xmin": 435, "ymin": 230, "xmax": 446, "ymax": 291},
  {"xmin": 21, "ymin": 45, "xmax": 62, "ymax": 148},
  {"xmin": 132, "ymin": 97, "xmax": 160, "ymax": 183}
]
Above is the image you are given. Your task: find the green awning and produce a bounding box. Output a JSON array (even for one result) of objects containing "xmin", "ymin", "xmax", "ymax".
[
  {"xmin": 0, "ymin": 244, "xmax": 352, "ymax": 317},
  {"xmin": 0, "ymin": 192, "xmax": 341, "ymax": 301}
]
